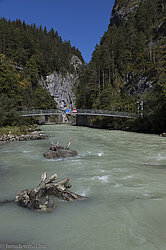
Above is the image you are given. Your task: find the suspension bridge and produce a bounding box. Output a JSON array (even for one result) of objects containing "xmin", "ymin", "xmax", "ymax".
[{"xmin": 20, "ymin": 108, "xmax": 142, "ymax": 119}]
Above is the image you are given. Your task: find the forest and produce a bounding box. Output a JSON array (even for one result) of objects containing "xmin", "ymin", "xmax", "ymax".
[
  {"xmin": 0, "ymin": 18, "xmax": 84, "ymax": 126},
  {"xmin": 76, "ymin": 0, "xmax": 166, "ymax": 133}
]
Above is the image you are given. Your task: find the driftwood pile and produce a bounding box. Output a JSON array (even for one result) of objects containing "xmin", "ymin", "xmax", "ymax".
[
  {"xmin": 43, "ymin": 140, "xmax": 78, "ymax": 159},
  {"xmin": 15, "ymin": 172, "xmax": 84, "ymax": 212}
]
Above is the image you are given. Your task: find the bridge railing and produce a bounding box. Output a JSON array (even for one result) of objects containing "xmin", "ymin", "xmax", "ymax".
[
  {"xmin": 20, "ymin": 109, "xmax": 61, "ymax": 116},
  {"xmin": 76, "ymin": 109, "xmax": 139, "ymax": 118}
]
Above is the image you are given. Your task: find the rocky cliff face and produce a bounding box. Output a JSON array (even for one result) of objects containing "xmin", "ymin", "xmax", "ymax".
[
  {"xmin": 111, "ymin": 0, "xmax": 142, "ymax": 25},
  {"xmin": 41, "ymin": 55, "xmax": 82, "ymax": 111}
]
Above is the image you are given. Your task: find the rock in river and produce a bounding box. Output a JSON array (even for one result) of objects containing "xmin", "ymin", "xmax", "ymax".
[
  {"xmin": 43, "ymin": 139, "xmax": 78, "ymax": 159},
  {"xmin": 43, "ymin": 149, "xmax": 78, "ymax": 159}
]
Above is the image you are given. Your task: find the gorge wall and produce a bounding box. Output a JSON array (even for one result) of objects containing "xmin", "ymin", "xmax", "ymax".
[{"xmin": 42, "ymin": 56, "xmax": 82, "ymax": 112}]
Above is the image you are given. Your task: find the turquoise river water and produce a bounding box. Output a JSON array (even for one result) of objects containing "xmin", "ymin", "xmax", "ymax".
[{"xmin": 0, "ymin": 125, "xmax": 166, "ymax": 250}]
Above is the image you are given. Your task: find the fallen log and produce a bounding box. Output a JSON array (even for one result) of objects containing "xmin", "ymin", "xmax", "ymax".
[{"xmin": 15, "ymin": 172, "xmax": 84, "ymax": 212}]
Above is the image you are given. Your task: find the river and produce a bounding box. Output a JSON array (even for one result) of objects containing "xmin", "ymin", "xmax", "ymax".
[{"xmin": 0, "ymin": 125, "xmax": 166, "ymax": 250}]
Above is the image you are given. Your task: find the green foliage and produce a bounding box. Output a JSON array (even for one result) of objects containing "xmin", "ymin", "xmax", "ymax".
[
  {"xmin": 0, "ymin": 55, "xmax": 20, "ymax": 97},
  {"xmin": 0, "ymin": 125, "xmax": 29, "ymax": 136},
  {"xmin": 143, "ymin": 82, "xmax": 166, "ymax": 132},
  {"xmin": 0, "ymin": 94, "xmax": 20, "ymax": 126},
  {"xmin": 0, "ymin": 18, "xmax": 84, "ymax": 76},
  {"xmin": 0, "ymin": 54, "xmax": 56, "ymax": 111}
]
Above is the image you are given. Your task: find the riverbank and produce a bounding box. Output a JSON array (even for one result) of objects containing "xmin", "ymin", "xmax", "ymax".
[
  {"xmin": 76, "ymin": 115, "xmax": 166, "ymax": 135},
  {"xmin": 0, "ymin": 125, "xmax": 48, "ymax": 143}
]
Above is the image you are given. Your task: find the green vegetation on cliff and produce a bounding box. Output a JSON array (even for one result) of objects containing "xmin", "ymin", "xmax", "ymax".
[{"xmin": 76, "ymin": 0, "xmax": 166, "ymax": 133}]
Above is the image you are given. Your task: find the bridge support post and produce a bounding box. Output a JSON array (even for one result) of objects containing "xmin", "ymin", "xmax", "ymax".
[
  {"xmin": 60, "ymin": 113, "xmax": 68, "ymax": 124},
  {"xmin": 140, "ymin": 101, "xmax": 144, "ymax": 119},
  {"xmin": 137, "ymin": 101, "xmax": 144, "ymax": 119}
]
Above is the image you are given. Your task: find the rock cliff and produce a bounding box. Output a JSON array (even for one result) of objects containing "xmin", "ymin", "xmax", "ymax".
[
  {"xmin": 111, "ymin": 0, "xmax": 142, "ymax": 25},
  {"xmin": 41, "ymin": 55, "xmax": 82, "ymax": 111}
]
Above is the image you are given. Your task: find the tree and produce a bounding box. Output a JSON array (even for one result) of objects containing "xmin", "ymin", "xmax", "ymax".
[
  {"xmin": 25, "ymin": 55, "xmax": 40, "ymax": 90},
  {"xmin": 0, "ymin": 94, "xmax": 20, "ymax": 126}
]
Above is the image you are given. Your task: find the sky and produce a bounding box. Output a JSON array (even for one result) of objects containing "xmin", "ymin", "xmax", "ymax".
[{"xmin": 0, "ymin": 0, "xmax": 115, "ymax": 62}]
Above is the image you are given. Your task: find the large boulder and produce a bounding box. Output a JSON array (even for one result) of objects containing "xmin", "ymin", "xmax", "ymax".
[{"xmin": 43, "ymin": 149, "xmax": 78, "ymax": 159}]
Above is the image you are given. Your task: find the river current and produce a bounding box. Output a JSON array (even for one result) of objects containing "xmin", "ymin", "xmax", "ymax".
[{"xmin": 0, "ymin": 125, "xmax": 166, "ymax": 250}]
